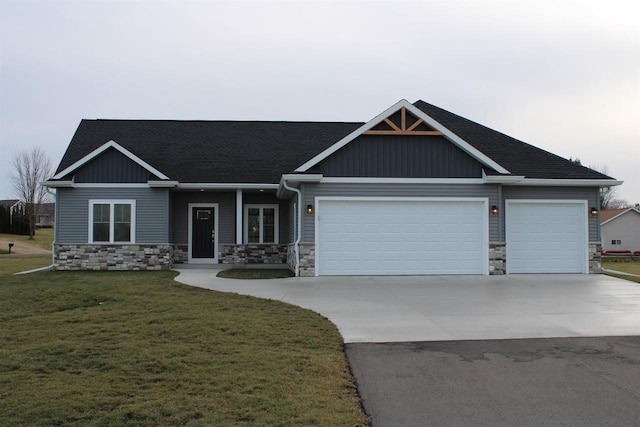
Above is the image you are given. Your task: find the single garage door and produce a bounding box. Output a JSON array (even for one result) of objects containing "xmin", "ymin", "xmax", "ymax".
[
  {"xmin": 316, "ymin": 199, "xmax": 487, "ymax": 275},
  {"xmin": 506, "ymin": 201, "xmax": 587, "ymax": 273}
]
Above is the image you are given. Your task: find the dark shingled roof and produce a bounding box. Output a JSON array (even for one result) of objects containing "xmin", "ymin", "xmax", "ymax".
[
  {"xmin": 56, "ymin": 120, "xmax": 363, "ymax": 183},
  {"xmin": 54, "ymin": 100, "xmax": 614, "ymax": 183},
  {"xmin": 413, "ymin": 100, "xmax": 612, "ymax": 180}
]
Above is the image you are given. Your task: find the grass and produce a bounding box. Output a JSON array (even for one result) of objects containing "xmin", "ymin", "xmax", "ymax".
[
  {"xmin": 217, "ymin": 269, "xmax": 295, "ymax": 279},
  {"xmin": 0, "ymin": 257, "xmax": 368, "ymax": 426},
  {"xmin": 0, "ymin": 227, "xmax": 55, "ymax": 251},
  {"xmin": 602, "ymin": 259, "xmax": 640, "ymax": 283}
]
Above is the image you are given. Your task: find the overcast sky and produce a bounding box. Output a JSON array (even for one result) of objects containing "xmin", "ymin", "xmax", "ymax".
[{"xmin": 1, "ymin": 0, "xmax": 638, "ymax": 203}]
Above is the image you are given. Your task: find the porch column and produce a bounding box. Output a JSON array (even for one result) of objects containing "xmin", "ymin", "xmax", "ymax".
[{"xmin": 236, "ymin": 189, "xmax": 243, "ymax": 244}]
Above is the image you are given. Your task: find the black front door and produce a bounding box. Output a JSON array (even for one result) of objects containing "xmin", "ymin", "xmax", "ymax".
[{"xmin": 192, "ymin": 207, "xmax": 215, "ymax": 258}]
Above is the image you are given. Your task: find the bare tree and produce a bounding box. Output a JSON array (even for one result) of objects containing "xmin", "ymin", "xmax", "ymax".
[
  {"xmin": 10, "ymin": 148, "xmax": 53, "ymax": 239},
  {"xmin": 592, "ymin": 165, "xmax": 630, "ymax": 210}
]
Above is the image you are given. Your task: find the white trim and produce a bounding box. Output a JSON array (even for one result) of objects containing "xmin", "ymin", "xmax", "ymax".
[
  {"xmin": 188, "ymin": 203, "xmax": 219, "ymax": 264},
  {"xmin": 510, "ymin": 178, "xmax": 623, "ymax": 187},
  {"xmin": 314, "ymin": 196, "xmax": 489, "ymax": 276},
  {"xmin": 178, "ymin": 183, "xmax": 279, "ymax": 190},
  {"xmin": 295, "ymin": 99, "xmax": 510, "ymax": 174},
  {"xmin": 88, "ymin": 199, "xmax": 136, "ymax": 243},
  {"xmin": 484, "ymin": 175, "xmax": 526, "ymax": 184},
  {"xmin": 74, "ymin": 183, "xmax": 150, "ymax": 188},
  {"xmin": 320, "ymin": 177, "xmax": 486, "ymax": 185},
  {"xmin": 244, "ymin": 204, "xmax": 279, "ymax": 244},
  {"xmin": 280, "ymin": 174, "xmax": 324, "ymax": 183},
  {"xmin": 236, "ymin": 189, "xmax": 243, "ymax": 244},
  {"xmin": 42, "ymin": 180, "xmax": 74, "ymax": 188},
  {"xmin": 600, "ymin": 208, "xmax": 640, "ymax": 226},
  {"xmin": 505, "ymin": 199, "xmax": 589, "ymax": 274},
  {"xmin": 53, "ymin": 140, "xmax": 170, "ymax": 180},
  {"xmin": 148, "ymin": 180, "xmax": 179, "ymax": 188}
]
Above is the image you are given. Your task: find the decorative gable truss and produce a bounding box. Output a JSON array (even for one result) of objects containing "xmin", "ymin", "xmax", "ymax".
[{"xmin": 364, "ymin": 106, "xmax": 443, "ymax": 136}]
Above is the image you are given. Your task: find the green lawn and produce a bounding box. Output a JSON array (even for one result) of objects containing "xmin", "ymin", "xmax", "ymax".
[
  {"xmin": 0, "ymin": 228, "xmax": 54, "ymax": 251},
  {"xmin": 217, "ymin": 269, "xmax": 294, "ymax": 279},
  {"xmin": 0, "ymin": 257, "xmax": 368, "ymax": 426},
  {"xmin": 602, "ymin": 260, "xmax": 640, "ymax": 275}
]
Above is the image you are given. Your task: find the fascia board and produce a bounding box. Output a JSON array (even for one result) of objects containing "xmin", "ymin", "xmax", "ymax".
[
  {"xmin": 281, "ymin": 174, "xmax": 323, "ymax": 183},
  {"xmin": 148, "ymin": 180, "xmax": 179, "ymax": 188},
  {"xmin": 295, "ymin": 99, "xmax": 510, "ymax": 174},
  {"xmin": 484, "ymin": 175, "xmax": 525, "ymax": 183},
  {"xmin": 52, "ymin": 140, "xmax": 171, "ymax": 181},
  {"xmin": 178, "ymin": 183, "xmax": 279, "ymax": 190},
  {"xmin": 511, "ymin": 179, "xmax": 624, "ymax": 187},
  {"xmin": 42, "ymin": 180, "xmax": 74, "ymax": 188}
]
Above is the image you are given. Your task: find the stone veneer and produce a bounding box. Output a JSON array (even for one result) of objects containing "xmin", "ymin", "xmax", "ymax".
[
  {"xmin": 489, "ymin": 242, "xmax": 506, "ymax": 275},
  {"xmin": 54, "ymin": 244, "xmax": 173, "ymax": 270},
  {"xmin": 588, "ymin": 241, "xmax": 602, "ymax": 274},
  {"xmin": 218, "ymin": 244, "xmax": 287, "ymax": 265},
  {"xmin": 287, "ymin": 243, "xmax": 315, "ymax": 277}
]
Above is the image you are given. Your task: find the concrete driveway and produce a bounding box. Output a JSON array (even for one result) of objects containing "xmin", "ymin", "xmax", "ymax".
[{"xmin": 174, "ymin": 271, "xmax": 640, "ymax": 343}]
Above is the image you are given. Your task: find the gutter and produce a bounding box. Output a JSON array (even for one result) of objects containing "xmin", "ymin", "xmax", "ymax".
[{"xmin": 281, "ymin": 179, "xmax": 302, "ymax": 277}]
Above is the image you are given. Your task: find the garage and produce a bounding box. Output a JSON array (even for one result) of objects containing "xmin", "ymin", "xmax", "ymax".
[
  {"xmin": 506, "ymin": 200, "xmax": 588, "ymax": 274},
  {"xmin": 316, "ymin": 198, "xmax": 488, "ymax": 276}
]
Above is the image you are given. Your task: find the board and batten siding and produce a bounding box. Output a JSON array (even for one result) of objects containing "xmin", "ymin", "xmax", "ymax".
[
  {"xmin": 301, "ymin": 182, "xmax": 500, "ymax": 242},
  {"xmin": 319, "ymin": 135, "xmax": 484, "ymax": 178},
  {"xmin": 55, "ymin": 187, "xmax": 170, "ymax": 243},
  {"xmin": 68, "ymin": 148, "xmax": 155, "ymax": 183},
  {"xmin": 501, "ymin": 186, "xmax": 600, "ymax": 242}
]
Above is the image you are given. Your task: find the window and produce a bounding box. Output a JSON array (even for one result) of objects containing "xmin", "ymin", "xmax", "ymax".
[
  {"xmin": 89, "ymin": 200, "xmax": 136, "ymax": 243},
  {"xmin": 611, "ymin": 239, "xmax": 622, "ymax": 245},
  {"xmin": 244, "ymin": 204, "xmax": 278, "ymax": 244}
]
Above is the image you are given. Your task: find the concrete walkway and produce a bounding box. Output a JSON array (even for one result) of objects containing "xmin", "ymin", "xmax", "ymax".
[{"xmin": 174, "ymin": 270, "xmax": 640, "ymax": 343}]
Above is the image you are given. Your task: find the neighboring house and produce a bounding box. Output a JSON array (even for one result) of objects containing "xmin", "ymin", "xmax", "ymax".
[
  {"xmin": 0, "ymin": 199, "xmax": 22, "ymax": 223},
  {"xmin": 600, "ymin": 208, "xmax": 640, "ymax": 253},
  {"xmin": 36, "ymin": 203, "xmax": 56, "ymax": 228},
  {"xmin": 44, "ymin": 99, "xmax": 620, "ymax": 275}
]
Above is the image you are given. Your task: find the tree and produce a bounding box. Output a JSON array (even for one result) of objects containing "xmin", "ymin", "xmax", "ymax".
[
  {"xmin": 592, "ymin": 165, "xmax": 630, "ymax": 210},
  {"xmin": 10, "ymin": 148, "xmax": 53, "ymax": 239}
]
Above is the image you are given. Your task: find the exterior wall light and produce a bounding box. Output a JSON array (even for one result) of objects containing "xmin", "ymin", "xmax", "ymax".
[
  {"xmin": 490, "ymin": 205, "xmax": 499, "ymax": 215},
  {"xmin": 306, "ymin": 204, "xmax": 313, "ymax": 215},
  {"xmin": 590, "ymin": 207, "xmax": 598, "ymax": 216}
]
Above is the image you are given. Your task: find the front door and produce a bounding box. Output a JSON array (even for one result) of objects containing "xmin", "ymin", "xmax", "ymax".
[{"xmin": 189, "ymin": 204, "xmax": 217, "ymax": 263}]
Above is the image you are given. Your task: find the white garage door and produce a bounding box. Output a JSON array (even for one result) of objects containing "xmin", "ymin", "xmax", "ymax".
[
  {"xmin": 506, "ymin": 201, "xmax": 587, "ymax": 274},
  {"xmin": 316, "ymin": 199, "xmax": 487, "ymax": 276}
]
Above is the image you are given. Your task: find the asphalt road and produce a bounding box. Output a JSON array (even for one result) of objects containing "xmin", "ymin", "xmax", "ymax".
[{"xmin": 346, "ymin": 336, "xmax": 640, "ymax": 427}]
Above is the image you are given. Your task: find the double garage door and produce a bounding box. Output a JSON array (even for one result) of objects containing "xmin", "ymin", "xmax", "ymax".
[
  {"xmin": 316, "ymin": 199, "xmax": 488, "ymax": 275},
  {"xmin": 315, "ymin": 199, "xmax": 588, "ymax": 276}
]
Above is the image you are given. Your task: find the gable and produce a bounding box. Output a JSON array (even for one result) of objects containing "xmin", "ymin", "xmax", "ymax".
[
  {"xmin": 296, "ymin": 99, "xmax": 510, "ymax": 175},
  {"xmin": 318, "ymin": 134, "xmax": 484, "ymax": 178},
  {"xmin": 65, "ymin": 148, "xmax": 159, "ymax": 183}
]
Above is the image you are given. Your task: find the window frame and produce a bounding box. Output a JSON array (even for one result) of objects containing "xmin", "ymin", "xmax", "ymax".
[
  {"xmin": 244, "ymin": 204, "xmax": 279, "ymax": 244},
  {"xmin": 88, "ymin": 199, "xmax": 136, "ymax": 243}
]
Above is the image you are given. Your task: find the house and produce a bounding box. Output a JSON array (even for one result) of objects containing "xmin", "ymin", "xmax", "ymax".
[
  {"xmin": 0, "ymin": 199, "xmax": 22, "ymax": 224},
  {"xmin": 43, "ymin": 99, "xmax": 620, "ymax": 275},
  {"xmin": 600, "ymin": 208, "xmax": 640, "ymax": 253},
  {"xmin": 35, "ymin": 203, "xmax": 55, "ymax": 228}
]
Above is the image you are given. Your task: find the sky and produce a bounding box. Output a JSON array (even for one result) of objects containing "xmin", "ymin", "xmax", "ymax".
[{"xmin": 1, "ymin": 0, "xmax": 639, "ymax": 204}]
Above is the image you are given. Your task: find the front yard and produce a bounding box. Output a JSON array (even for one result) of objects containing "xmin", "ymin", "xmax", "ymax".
[{"xmin": 0, "ymin": 256, "xmax": 367, "ymax": 426}]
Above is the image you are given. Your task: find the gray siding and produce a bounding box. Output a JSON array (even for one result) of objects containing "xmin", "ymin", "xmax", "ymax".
[
  {"xmin": 320, "ymin": 135, "xmax": 483, "ymax": 178},
  {"xmin": 71, "ymin": 149, "xmax": 154, "ymax": 183},
  {"xmin": 501, "ymin": 186, "xmax": 600, "ymax": 241},
  {"xmin": 170, "ymin": 191, "xmax": 289, "ymax": 245},
  {"xmin": 301, "ymin": 183, "xmax": 500, "ymax": 242},
  {"xmin": 56, "ymin": 187, "xmax": 169, "ymax": 243},
  {"xmin": 171, "ymin": 191, "xmax": 235, "ymax": 244}
]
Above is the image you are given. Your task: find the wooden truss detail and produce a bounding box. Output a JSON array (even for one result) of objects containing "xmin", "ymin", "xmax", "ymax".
[{"xmin": 364, "ymin": 107, "xmax": 443, "ymax": 136}]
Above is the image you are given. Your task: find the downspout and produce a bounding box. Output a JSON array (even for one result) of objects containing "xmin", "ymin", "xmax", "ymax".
[{"xmin": 282, "ymin": 179, "xmax": 301, "ymax": 277}]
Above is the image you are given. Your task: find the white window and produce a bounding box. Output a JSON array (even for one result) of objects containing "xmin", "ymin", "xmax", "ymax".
[
  {"xmin": 89, "ymin": 200, "xmax": 136, "ymax": 243},
  {"xmin": 244, "ymin": 204, "xmax": 279, "ymax": 244}
]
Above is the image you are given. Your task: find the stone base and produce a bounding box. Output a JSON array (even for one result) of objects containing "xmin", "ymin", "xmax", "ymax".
[
  {"xmin": 54, "ymin": 244, "xmax": 173, "ymax": 271},
  {"xmin": 218, "ymin": 244, "xmax": 287, "ymax": 265},
  {"xmin": 589, "ymin": 241, "xmax": 602, "ymax": 274},
  {"xmin": 489, "ymin": 242, "xmax": 506, "ymax": 275}
]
